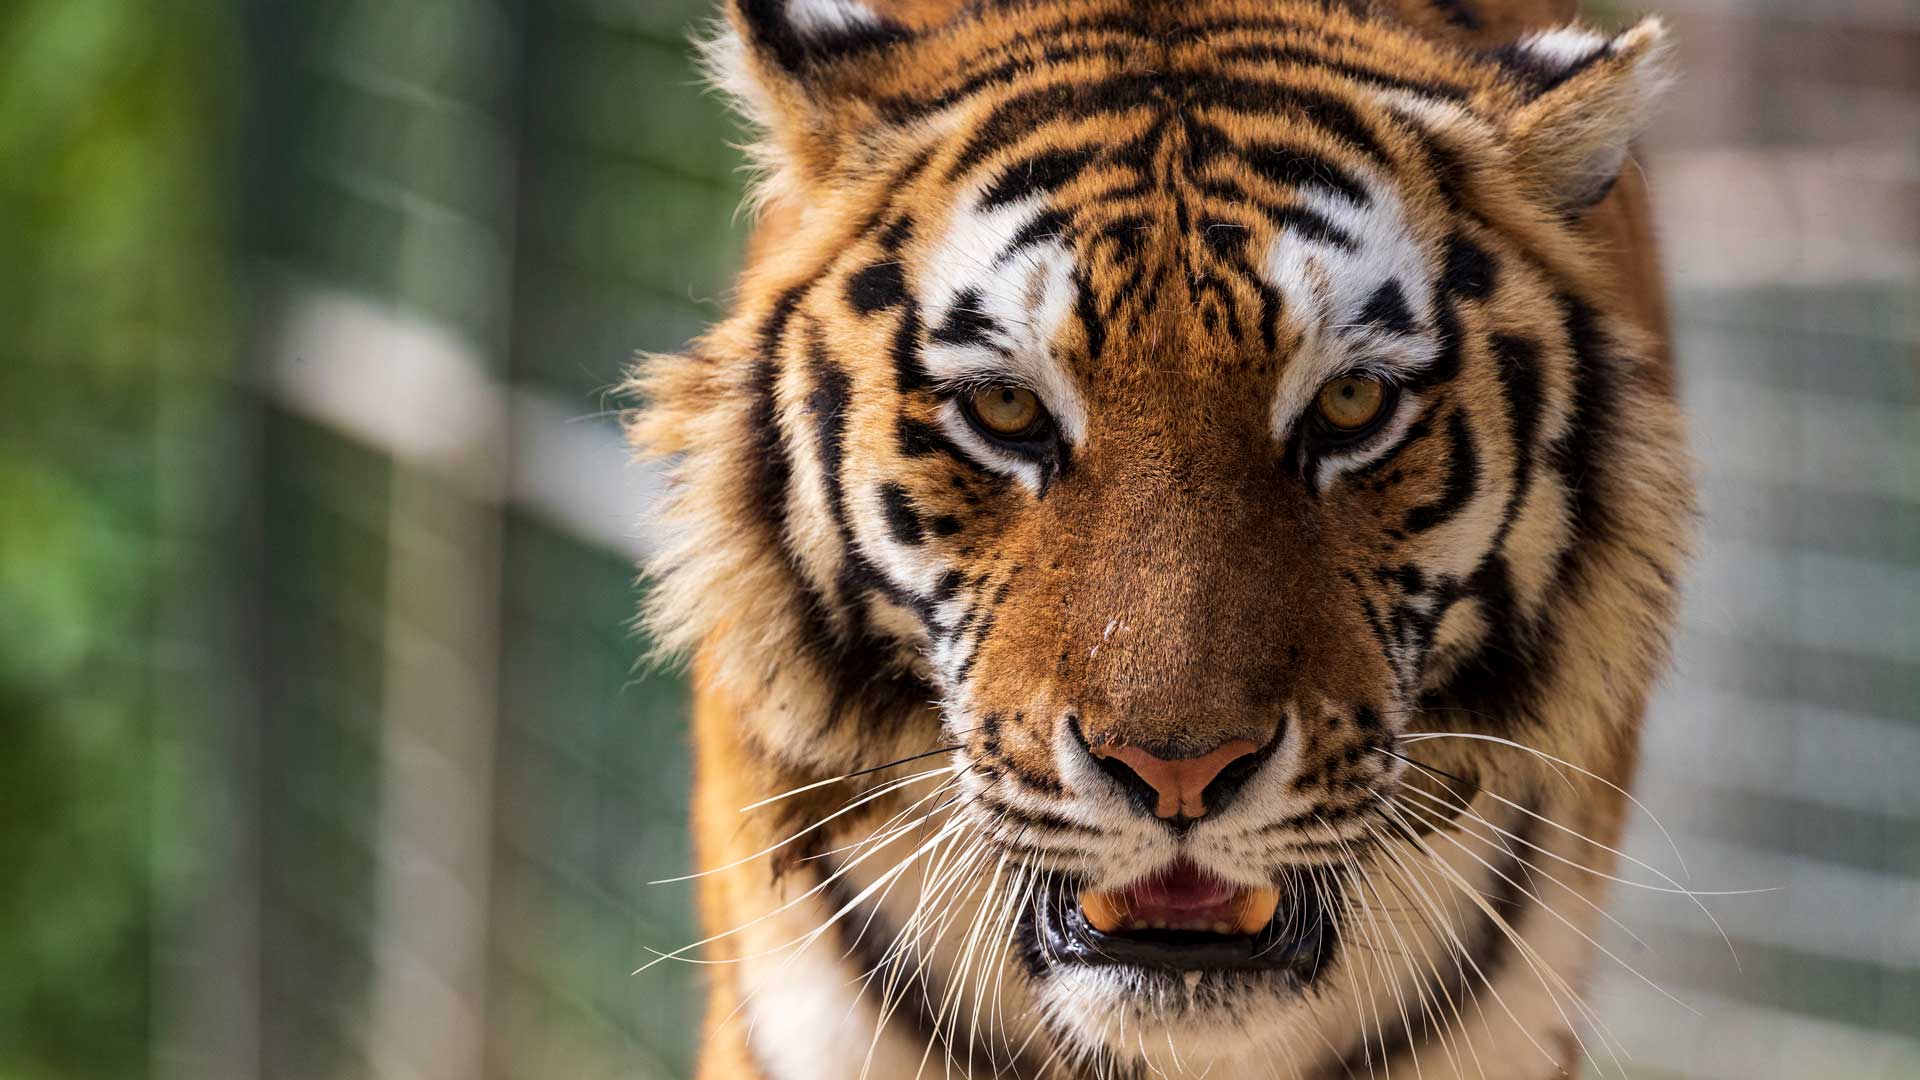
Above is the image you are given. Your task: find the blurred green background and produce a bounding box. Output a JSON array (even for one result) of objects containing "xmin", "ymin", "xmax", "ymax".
[{"xmin": 0, "ymin": 1, "xmax": 1914, "ymax": 1078}]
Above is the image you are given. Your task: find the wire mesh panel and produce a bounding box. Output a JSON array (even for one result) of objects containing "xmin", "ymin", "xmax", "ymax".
[
  {"xmin": 242, "ymin": 1, "xmax": 729, "ymax": 1077},
  {"xmin": 1587, "ymin": 2, "xmax": 1920, "ymax": 1074},
  {"xmin": 2, "ymin": 1, "xmax": 1915, "ymax": 1078}
]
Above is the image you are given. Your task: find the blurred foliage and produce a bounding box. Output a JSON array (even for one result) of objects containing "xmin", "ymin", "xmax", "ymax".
[{"xmin": 0, "ymin": 0, "xmax": 238, "ymax": 1076}]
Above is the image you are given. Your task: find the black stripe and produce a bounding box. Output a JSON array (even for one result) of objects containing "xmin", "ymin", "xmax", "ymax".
[
  {"xmin": 1403, "ymin": 409, "xmax": 1479, "ymax": 534},
  {"xmin": 1195, "ymin": 176, "xmax": 1359, "ymax": 249},
  {"xmin": 878, "ymin": 40, "xmax": 1142, "ymax": 122},
  {"xmin": 1428, "ymin": 0, "xmax": 1479, "ymax": 30},
  {"xmin": 1006, "ymin": 206, "xmax": 1073, "ymax": 254},
  {"xmin": 891, "ymin": 297, "xmax": 929, "ymax": 393},
  {"xmin": 1357, "ymin": 279, "xmax": 1417, "ymax": 334},
  {"xmin": 1185, "ymin": 116, "xmax": 1353, "ymax": 213},
  {"xmin": 1440, "ymin": 233, "xmax": 1497, "ymax": 300},
  {"xmin": 1488, "ymin": 333, "xmax": 1544, "ymax": 539},
  {"xmin": 879, "ymin": 482, "xmax": 925, "ymax": 545},
  {"xmin": 846, "ymin": 260, "xmax": 907, "ymax": 316},
  {"xmin": 950, "ymin": 71, "xmax": 1392, "ymax": 182},
  {"xmin": 981, "ymin": 145, "xmax": 1099, "ymax": 208},
  {"xmin": 806, "ymin": 331, "xmax": 856, "ymax": 535},
  {"xmin": 1073, "ymin": 264, "xmax": 1107, "ymax": 361},
  {"xmin": 1400, "ymin": 123, "xmax": 1475, "ymax": 219},
  {"xmin": 745, "ymin": 357, "xmax": 794, "ymax": 542},
  {"xmin": 1403, "ymin": 296, "xmax": 1464, "ymax": 391},
  {"xmin": 930, "ymin": 287, "xmax": 1004, "ymax": 349},
  {"xmin": 735, "ymin": 0, "xmax": 910, "ymax": 78},
  {"xmin": 1211, "ymin": 43, "xmax": 1471, "ymax": 102},
  {"xmin": 1549, "ymin": 295, "xmax": 1616, "ymax": 552}
]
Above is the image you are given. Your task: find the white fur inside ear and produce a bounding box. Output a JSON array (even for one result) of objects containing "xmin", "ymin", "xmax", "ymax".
[
  {"xmin": 1506, "ymin": 16, "xmax": 1675, "ymax": 210},
  {"xmin": 784, "ymin": 0, "xmax": 884, "ymax": 37},
  {"xmin": 1513, "ymin": 26, "xmax": 1611, "ymax": 70}
]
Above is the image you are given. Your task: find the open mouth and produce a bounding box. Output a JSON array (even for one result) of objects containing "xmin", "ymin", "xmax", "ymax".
[{"xmin": 1034, "ymin": 860, "xmax": 1333, "ymax": 979}]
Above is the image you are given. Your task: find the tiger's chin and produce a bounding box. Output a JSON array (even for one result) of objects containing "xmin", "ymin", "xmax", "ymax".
[{"xmin": 1019, "ymin": 861, "xmax": 1342, "ymax": 1066}]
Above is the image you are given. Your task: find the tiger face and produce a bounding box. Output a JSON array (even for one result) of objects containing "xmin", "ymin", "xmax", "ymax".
[{"xmin": 636, "ymin": 0, "xmax": 1692, "ymax": 1074}]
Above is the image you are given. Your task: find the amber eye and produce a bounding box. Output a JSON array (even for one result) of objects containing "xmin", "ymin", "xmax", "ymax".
[
  {"xmin": 1315, "ymin": 375, "xmax": 1391, "ymax": 434},
  {"xmin": 967, "ymin": 385, "xmax": 1045, "ymax": 438}
]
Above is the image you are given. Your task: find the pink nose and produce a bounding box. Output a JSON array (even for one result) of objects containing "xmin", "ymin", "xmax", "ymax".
[{"xmin": 1089, "ymin": 739, "xmax": 1262, "ymax": 820}]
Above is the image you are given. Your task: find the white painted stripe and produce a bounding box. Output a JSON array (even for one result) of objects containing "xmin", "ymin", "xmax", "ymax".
[
  {"xmin": 1654, "ymin": 145, "xmax": 1920, "ymax": 290},
  {"xmin": 262, "ymin": 279, "xmax": 664, "ymax": 559},
  {"xmin": 1651, "ymin": 0, "xmax": 1920, "ymax": 33},
  {"xmin": 507, "ymin": 389, "xmax": 664, "ymax": 560},
  {"xmin": 1684, "ymin": 376, "xmax": 1920, "ymax": 505},
  {"xmin": 1642, "ymin": 686, "xmax": 1920, "ymax": 820},
  {"xmin": 1677, "ymin": 533, "xmax": 1920, "ymax": 665},
  {"xmin": 1589, "ymin": 981, "xmax": 1920, "ymax": 1080},
  {"xmin": 1605, "ymin": 829, "xmax": 1920, "ymax": 973}
]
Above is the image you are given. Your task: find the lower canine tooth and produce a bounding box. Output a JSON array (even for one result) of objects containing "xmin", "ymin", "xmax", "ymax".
[
  {"xmin": 1236, "ymin": 887, "xmax": 1283, "ymax": 935},
  {"xmin": 1079, "ymin": 890, "xmax": 1127, "ymax": 934},
  {"xmin": 1212, "ymin": 921, "xmax": 1231, "ymax": 934}
]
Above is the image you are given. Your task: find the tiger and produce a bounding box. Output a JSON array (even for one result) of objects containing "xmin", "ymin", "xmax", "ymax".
[{"xmin": 627, "ymin": 0, "xmax": 1693, "ymax": 1076}]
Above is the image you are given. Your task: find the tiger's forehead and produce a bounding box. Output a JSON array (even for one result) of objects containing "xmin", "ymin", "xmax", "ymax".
[{"xmin": 905, "ymin": 109, "xmax": 1450, "ymax": 438}]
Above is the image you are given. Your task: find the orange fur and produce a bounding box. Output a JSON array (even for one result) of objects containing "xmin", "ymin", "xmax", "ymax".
[{"xmin": 637, "ymin": 1, "xmax": 1692, "ymax": 1075}]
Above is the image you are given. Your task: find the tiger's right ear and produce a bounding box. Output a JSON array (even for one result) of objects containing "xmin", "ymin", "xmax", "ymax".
[{"xmin": 707, "ymin": 1, "xmax": 922, "ymax": 189}]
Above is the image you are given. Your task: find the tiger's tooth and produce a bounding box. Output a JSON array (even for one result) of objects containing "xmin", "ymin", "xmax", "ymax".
[
  {"xmin": 1236, "ymin": 887, "xmax": 1282, "ymax": 935},
  {"xmin": 1078, "ymin": 890, "xmax": 1127, "ymax": 934},
  {"xmin": 1212, "ymin": 921, "xmax": 1231, "ymax": 934}
]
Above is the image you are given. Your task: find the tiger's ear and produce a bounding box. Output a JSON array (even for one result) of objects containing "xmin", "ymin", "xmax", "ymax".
[
  {"xmin": 1492, "ymin": 16, "xmax": 1674, "ymax": 212},
  {"xmin": 708, "ymin": 1, "xmax": 920, "ymax": 186}
]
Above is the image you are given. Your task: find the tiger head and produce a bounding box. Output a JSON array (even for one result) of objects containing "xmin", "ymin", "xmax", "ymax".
[{"xmin": 636, "ymin": 0, "xmax": 1692, "ymax": 1072}]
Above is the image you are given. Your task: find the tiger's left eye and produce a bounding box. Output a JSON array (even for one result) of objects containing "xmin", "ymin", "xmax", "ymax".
[
  {"xmin": 1315, "ymin": 376, "xmax": 1391, "ymax": 433},
  {"xmin": 968, "ymin": 385, "xmax": 1045, "ymax": 438}
]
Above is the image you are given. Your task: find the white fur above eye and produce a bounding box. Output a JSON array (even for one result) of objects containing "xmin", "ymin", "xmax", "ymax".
[
  {"xmin": 782, "ymin": 0, "xmax": 885, "ymax": 37},
  {"xmin": 1503, "ymin": 16, "xmax": 1676, "ymax": 210},
  {"xmin": 1261, "ymin": 172, "xmax": 1441, "ymax": 445},
  {"xmin": 914, "ymin": 185, "xmax": 1092, "ymax": 492}
]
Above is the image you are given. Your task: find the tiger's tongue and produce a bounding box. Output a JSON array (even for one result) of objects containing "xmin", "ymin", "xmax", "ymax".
[{"xmin": 1078, "ymin": 861, "xmax": 1281, "ymax": 935}]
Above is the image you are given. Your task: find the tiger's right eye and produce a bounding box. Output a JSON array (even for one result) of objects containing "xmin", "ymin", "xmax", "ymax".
[{"xmin": 967, "ymin": 385, "xmax": 1045, "ymax": 439}]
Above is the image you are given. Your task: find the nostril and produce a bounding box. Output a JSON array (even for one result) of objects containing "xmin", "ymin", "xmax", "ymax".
[
  {"xmin": 1089, "ymin": 748, "xmax": 1166, "ymax": 821},
  {"xmin": 1084, "ymin": 738, "xmax": 1263, "ymax": 823}
]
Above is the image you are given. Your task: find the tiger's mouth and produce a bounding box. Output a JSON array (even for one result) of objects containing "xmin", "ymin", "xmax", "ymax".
[{"xmin": 1033, "ymin": 860, "xmax": 1333, "ymax": 979}]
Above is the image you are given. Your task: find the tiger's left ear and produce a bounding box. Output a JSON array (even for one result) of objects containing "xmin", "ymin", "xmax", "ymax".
[
  {"xmin": 708, "ymin": 1, "xmax": 921, "ymax": 186},
  {"xmin": 1492, "ymin": 16, "xmax": 1675, "ymax": 212}
]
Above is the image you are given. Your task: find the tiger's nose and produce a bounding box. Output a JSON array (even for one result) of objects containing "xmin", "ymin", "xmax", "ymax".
[{"xmin": 1087, "ymin": 737, "xmax": 1264, "ymax": 823}]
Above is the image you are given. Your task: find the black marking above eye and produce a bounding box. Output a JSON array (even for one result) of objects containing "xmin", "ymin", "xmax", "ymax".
[
  {"xmin": 1441, "ymin": 234, "xmax": 1497, "ymax": 300},
  {"xmin": 1242, "ymin": 141, "xmax": 1372, "ymax": 206},
  {"xmin": 931, "ymin": 289, "xmax": 1003, "ymax": 349},
  {"xmin": 980, "ymin": 145, "xmax": 1097, "ymax": 209},
  {"xmin": 847, "ymin": 261, "xmax": 907, "ymax": 315},
  {"xmin": 1356, "ymin": 279, "xmax": 1417, "ymax": 334}
]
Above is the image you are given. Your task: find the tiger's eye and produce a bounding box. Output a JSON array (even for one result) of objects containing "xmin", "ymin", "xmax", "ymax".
[
  {"xmin": 969, "ymin": 385, "xmax": 1043, "ymax": 437},
  {"xmin": 1315, "ymin": 376, "xmax": 1389, "ymax": 432}
]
